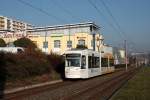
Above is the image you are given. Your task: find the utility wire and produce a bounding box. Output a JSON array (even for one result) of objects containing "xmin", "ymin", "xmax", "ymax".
[
  {"xmin": 50, "ymin": 0, "xmax": 83, "ymax": 22},
  {"xmin": 88, "ymin": 0, "xmax": 124, "ymax": 40},
  {"xmin": 16, "ymin": 0, "xmax": 67, "ymax": 23},
  {"xmin": 100, "ymin": 0, "xmax": 125, "ymax": 36},
  {"xmin": 100, "ymin": 0, "xmax": 138, "ymax": 52},
  {"xmin": 89, "ymin": 0, "xmax": 138, "ymax": 52}
]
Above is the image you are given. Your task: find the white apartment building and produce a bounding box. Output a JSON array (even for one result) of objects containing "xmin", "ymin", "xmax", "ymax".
[
  {"xmin": 0, "ymin": 15, "xmax": 33, "ymax": 32},
  {"xmin": 0, "ymin": 15, "xmax": 33, "ymax": 44}
]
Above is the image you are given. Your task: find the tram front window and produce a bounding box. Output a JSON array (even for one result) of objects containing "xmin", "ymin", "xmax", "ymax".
[{"xmin": 66, "ymin": 54, "xmax": 80, "ymax": 67}]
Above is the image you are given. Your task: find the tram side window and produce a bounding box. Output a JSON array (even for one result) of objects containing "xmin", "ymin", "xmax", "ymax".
[
  {"xmin": 92, "ymin": 56, "xmax": 95, "ymax": 68},
  {"xmin": 95, "ymin": 57, "xmax": 100, "ymax": 68},
  {"xmin": 110, "ymin": 59, "xmax": 114, "ymax": 66},
  {"xmin": 93, "ymin": 57, "xmax": 100, "ymax": 68},
  {"xmin": 101, "ymin": 58, "xmax": 108, "ymax": 67},
  {"xmin": 88, "ymin": 56, "xmax": 92, "ymax": 68},
  {"xmin": 81, "ymin": 56, "xmax": 86, "ymax": 69},
  {"xmin": 88, "ymin": 56, "xmax": 100, "ymax": 68}
]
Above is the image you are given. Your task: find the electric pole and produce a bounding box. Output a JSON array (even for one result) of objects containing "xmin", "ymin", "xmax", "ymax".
[
  {"xmin": 69, "ymin": 24, "xmax": 71, "ymax": 49},
  {"xmin": 125, "ymin": 40, "xmax": 128, "ymax": 71},
  {"xmin": 45, "ymin": 27, "xmax": 47, "ymax": 53},
  {"xmin": 91, "ymin": 25, "xmax": 96, "ymax": 51}
]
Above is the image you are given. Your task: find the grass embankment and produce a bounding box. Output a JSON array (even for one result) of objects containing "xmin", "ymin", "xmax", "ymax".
[{"xmin": 111, "ymin": 67, "xmax": 150, "ymax": 100}]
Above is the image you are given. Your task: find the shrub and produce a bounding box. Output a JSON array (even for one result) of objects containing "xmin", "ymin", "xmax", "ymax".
[
  {"xmin": 0, "ymin": 38, "xmax": 6, "ymax": 47},
  {"xmin": 1, "ymin": 50, "xmax": 52, "ymax": 81},
  {"xmin": 14, "ymin": 37, "xmax": 37, "ymax": 48},
  {"xmin": 0, "ymin": 52, "xmax": 7, "ymax": 79},
  {"xmin": 47, "ymin": 53, "xmax": 64, "ymax": 71},
  {"xmin": 47, "ymin": 53, "xmax": 65, "ymax": 78},
  {"xmin": 0, "ymin": 49, "xmax": 65, "ymax": 82}
]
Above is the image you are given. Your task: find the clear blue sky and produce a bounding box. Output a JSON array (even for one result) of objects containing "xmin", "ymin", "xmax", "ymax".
[{"xmin": 0, "ymin": 0, "xmax": 150, "ymax": 52}]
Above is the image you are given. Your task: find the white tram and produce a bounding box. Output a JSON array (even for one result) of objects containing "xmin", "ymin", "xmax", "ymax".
[
  {"xmin": 0, "ymin": 47, "xmax": 24, "ymax": 53},
  {"xmin": 64, "ymin": 49, "xmax": 115, "ymax": 79}
]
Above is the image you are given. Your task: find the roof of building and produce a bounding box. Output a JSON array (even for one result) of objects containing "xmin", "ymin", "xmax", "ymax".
[{"xmin": 27, "ymin": 22, "xmax": 100, "ymax": 32}]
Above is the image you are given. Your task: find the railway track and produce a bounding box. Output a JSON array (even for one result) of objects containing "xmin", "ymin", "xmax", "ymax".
[
  {"xmin": 63, "ymin": 67, "xmax": 138, "ymax": 100},
  {"xmin": 3, "ymin": 67, "xmax": 139, "ymax": 100}
]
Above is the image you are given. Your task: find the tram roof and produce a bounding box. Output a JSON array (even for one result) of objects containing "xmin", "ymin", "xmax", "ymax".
[{"xmin": 65, "ymin": 49, "xmax": 100, "ymax": 54}]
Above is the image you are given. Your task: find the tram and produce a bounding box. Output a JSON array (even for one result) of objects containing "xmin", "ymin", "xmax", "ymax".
[{"xmin": 64, "ymin": 49, "xmax": 115, "ymax": 79}]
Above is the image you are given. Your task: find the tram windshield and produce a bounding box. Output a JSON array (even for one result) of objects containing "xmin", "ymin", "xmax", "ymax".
[{"xmin": 66, "ymin": 54, "xmax": 81, "ymax": 67}]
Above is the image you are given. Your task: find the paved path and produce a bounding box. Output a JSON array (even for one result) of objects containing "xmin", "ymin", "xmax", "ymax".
[{"xmin": 4, "ymin": 80, "xmax": 62, "ymax": 94}]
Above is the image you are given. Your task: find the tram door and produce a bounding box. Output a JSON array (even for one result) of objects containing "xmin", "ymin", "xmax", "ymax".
[
  {"xmin": 88, "ymin": 54, "xmax": 100, "ymax": 77},
  {"xmin": 80, "ymin": 55, "xmax": 88, "ymax": 78}
]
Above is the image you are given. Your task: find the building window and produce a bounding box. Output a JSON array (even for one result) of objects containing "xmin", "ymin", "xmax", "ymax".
[
  {"xmin": 78, "ymin": 39, "xmax": 85, "ymax": 46},
  {"xmin": 43, "ymin": 41, "xmax": 48, "ymax": 48},
  {"xmin": 67, "ymin": 40, "xmax": 72, "ymax": 48},
  {"xmin": 54, "ymin": 40, "xmax": 61, "ymax": 48}
]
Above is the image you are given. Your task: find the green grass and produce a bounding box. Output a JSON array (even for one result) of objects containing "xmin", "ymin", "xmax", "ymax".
[{"xmin": 111, "ymin": 67, "xmax": 150, "ymax": 100}]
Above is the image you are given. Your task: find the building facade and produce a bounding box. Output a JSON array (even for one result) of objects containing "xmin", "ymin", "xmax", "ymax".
[
  {"xmin": 131, "ymin": 52, "xmax": 150, "ymax": 66},
  {"xmin": 0, "ymin": 17, "xmax": 104, "ymax": 54},
  {"xmin": 27, "ymin": 22, "xmax": 104, "ymax": 54},
  {"xmin": 102, "ymin": 44, "xmax": 113, "ymax": 58},
  {"xmin": 113, "ymin": 47, "xmax": 125, "ymax": 65}
]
